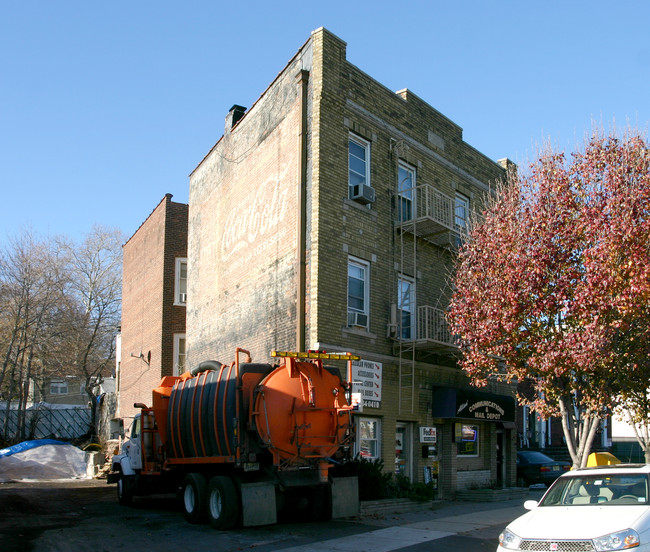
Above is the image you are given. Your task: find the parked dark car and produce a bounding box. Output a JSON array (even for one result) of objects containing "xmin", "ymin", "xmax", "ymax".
[{"xmin": 516, "ymin": 450, "xmax": 571, "ymax": 486}]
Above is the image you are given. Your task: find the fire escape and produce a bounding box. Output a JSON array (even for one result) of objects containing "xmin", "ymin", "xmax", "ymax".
[{"xmin": 391, "ymin": 141, "xmax": 461, "ymax": 414}]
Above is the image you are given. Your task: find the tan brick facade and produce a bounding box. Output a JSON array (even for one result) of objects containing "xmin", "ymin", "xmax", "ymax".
[
  {"xmin": 119, "ymin": 194, "xmax": 187, "ymax": 422},
  {"xmin": 180, "ymin": 27, "xmax": 518, "ymax": 497}
]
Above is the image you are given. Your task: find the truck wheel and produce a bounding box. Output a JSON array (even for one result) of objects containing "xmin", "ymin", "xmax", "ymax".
[
  {"xmin": 181, "ymin": 473, "xmax": 207, "ymax": 524},
  {"xmin": 117, "ymin": 474, "xmax": 134, "ymax": 506},
  {"xmin": 207, "ymin": 476, "xmax": 238, "ymax": 530}
]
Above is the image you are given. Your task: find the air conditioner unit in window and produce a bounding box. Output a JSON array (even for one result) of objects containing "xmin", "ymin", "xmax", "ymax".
[
  {"xmin": 179, "ymin": 293, "xmax": 187, "ymax": 304},
  {"xmin": 348, "ymin": 311, "xmax": 369, "ymax": 328},
  {"xmin": 350, "ymin": 183, "xmax": 375, "ymax": 205}
]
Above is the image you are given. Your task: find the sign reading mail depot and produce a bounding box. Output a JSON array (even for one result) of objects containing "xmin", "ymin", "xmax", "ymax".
[{"xmin": 431, "ymin": 387, "xmax": 515, "ymax": 423}]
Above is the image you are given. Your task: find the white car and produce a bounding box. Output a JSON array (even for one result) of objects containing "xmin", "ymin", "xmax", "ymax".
[{"xmin": 498, "ymin": 463, "xmax": 650, "ymax": 551}]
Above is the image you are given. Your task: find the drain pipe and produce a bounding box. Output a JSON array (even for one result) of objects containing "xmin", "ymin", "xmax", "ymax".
[{"xmin": 296, "ymin": 69, "xmax": 309, "ymax": 352}]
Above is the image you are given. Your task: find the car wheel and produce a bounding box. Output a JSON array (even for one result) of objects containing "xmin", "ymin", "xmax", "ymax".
[
  {"xmin": 181, "ymin": 473, "xmax": 208, "ymax": 524},
  {"xmin": 207, "ymin": 476, "xmax": 238, "ymax": 530}
]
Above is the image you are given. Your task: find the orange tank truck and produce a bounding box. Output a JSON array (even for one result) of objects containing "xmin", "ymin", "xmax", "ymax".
[{"xmin": 108, "ymin": 349, "xmax": 359, "ymax": 528}]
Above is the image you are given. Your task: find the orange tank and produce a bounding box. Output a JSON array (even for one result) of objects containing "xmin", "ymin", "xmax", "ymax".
[{"xmin": 253, "ymin": 356, "xmax": 353, "ymax": 465}]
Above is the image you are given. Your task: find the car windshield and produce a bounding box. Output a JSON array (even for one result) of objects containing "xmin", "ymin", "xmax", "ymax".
[{"xmin": 540, "ymin": 473, "xmax": 648, "ymax": 506}]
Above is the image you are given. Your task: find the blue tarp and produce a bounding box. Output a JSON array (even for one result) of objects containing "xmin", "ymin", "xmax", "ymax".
[{"xmin": 0, "ymin": 439, "xmax": 67, "ymax": 458}]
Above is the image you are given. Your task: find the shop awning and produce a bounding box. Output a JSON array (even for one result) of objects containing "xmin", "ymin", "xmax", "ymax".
[{"xmin": 432, "ymin": 387, "xmax": 515, "ymax": 423}]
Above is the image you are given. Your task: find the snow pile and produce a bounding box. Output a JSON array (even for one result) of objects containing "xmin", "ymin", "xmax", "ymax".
[{"xmin": 0, "ymin": 441, "xmax": 89, "ymax": 482}]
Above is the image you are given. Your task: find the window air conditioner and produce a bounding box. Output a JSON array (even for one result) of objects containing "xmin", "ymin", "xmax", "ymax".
[
  {"xmin": 348, "ymin": 311, "xmax": 369, "ymax": 328},
  {"xmin": 350, "ymin": 183, "xmax": 375, "ymax": 205},
  {"xmin": 179, "ymin": 293, "xmax": 187, "ymax": 304}
]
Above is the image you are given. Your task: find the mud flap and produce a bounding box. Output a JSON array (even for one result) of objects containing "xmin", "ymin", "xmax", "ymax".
[
  {"xmin": 331, "ymin": 476, "xmax": 359, "ymax": 519},
  {"xmin": 240, "ymin": 482, "xmax": 277, "ymax": 526}
]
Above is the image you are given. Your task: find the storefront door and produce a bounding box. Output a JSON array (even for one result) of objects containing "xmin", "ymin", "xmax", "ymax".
[{"xmin": 395, "ymin": 423, "xmax": 412, "ymax": 480}]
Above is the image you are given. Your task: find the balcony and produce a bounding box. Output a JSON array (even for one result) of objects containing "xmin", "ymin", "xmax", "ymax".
[
  {"xmin": 417, "ymin": 305, "xmax": 456, "ymax": 348},
  {"xmin": 396, "ymin": 184, "xmax": 463, "ymax": 248}
]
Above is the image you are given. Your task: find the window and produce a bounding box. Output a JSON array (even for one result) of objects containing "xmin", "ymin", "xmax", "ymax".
[
  {"xmin": 173, "ymin": 333, "xmax": 186, "ymax": 376},
  {"xmin": 175, "ymin": 258, "xmax": 187, "ymax": 305},
  {"xmin": 358, "ymin": 417, "xmax": 381, "ymax": 460},
  {"xmin": 50, "ymin": 381, "xmax": 68, "ymax": 395},
  {"xmin": 347, "ymin": 258, "xmax": 369, "ymax": 328},
  {"xmin": 457, "ymin": 423, "xmax": 479, "ymax": 456},
  {"xmin": 455, "ymin": 193, "xmax": 470, "ymax": 230},
  {"xmin": 349, "ymin": 134, "xmax": 370, "ymax": 198},
  {"xmin": 398, "ymin": 276, "xmax": 415, "ymax": 339},
  {"xmin": 398, "ymin": 163, "xmax": 415, "ymax": 222}
]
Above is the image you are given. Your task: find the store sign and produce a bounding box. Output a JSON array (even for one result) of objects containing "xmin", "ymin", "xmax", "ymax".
[
  {"xmin": 351, "ymin": 360, "xmax": 382, "ymax": 407},
  {"xmin": 432, "ymin": 387, "xmax": 515, "ymax": 423},
  {"xmin": 420, "ymin": 426, "xmax": 437, "ymax": 443}
]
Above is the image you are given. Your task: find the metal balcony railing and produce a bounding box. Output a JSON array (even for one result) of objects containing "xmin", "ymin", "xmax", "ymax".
[
  {"xmin": 397, "ymin": 184, "xmax": 464, "ymax": 247},
  {"xmin": 416, "ymin": 305, "xmax": 456, "ymax": 348}
]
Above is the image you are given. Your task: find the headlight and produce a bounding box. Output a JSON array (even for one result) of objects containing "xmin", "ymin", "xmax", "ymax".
[
  {"xmin": 592, "ymin": 529, "xmax": 640, "ymax": 551},
  {"xmin": 498, "ymin": 528, "xmax": 522, "ymax": 550}
]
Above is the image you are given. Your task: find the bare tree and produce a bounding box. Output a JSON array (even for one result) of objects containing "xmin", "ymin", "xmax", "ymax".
[{"xmin": 56, "ymin": 225, "xmax": 123, "ymax": 440}]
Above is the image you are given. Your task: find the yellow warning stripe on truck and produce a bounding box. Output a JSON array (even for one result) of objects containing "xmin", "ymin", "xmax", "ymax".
[{"xmin": 271, "ymin": 350, "xmax": 360, "ymax": 361}]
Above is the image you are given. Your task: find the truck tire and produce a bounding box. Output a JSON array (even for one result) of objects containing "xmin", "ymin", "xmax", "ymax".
[
  {"xmin": 207, "ymin": 476, "xmax": 238, "ymax": 530},
  {"xmin": 117, "ymin": 474, "xmax": 134, "ymax": 506},
  {"xmin": 181, "ymin": 473, "xmax": 207, "ymax": 524}
]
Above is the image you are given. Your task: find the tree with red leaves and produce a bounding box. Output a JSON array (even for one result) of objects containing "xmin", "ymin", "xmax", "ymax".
[{"xmin": 448, "ymin": 130, "xmax": 650, "ymax": 468}]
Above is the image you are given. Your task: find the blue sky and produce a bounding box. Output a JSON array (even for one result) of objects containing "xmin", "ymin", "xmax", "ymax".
[{"xmin": 1, "ymin": 1, "xmax": 648, "ymax": 243}]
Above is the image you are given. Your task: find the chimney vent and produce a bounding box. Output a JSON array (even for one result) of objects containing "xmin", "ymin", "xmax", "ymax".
[{"xmin": 225, "ymin": 105, "xmax": 247, "ymax": 132}]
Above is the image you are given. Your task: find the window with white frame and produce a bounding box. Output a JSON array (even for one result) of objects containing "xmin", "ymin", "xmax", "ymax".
[
  {"xmin": 175, "ymin": 258, "xmax": 187, "ymax": 305},
  {"xmin": 347, "ymin": 258, "xmax": 369, "ymax": 329},
  {"xmin": 348, "ymin": 134, "xmax": 370, "ymax": 198},
  {"xmin": 50, "ymin": 380, "xmax": 68, "ymax": 395},
  {"xmin": 398, "ymin": 276, "xmax": 415, "ymax": 340},
  {"xmin": 357, "ymin": 417, "xmax": 381, "ymax": 459},
  {"xmin": 173, "ymin": 333, "xmax": 186, "ymax": 376},
  {"xmin": 398, "ymin": 162, "xmax": 415, "ymax": 222},
  {"xmin": 455, "ymin": 192, "xmax": 470, "ymax": 230}
]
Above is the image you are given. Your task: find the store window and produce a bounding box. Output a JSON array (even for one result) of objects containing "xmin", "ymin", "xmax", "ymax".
[
  {"xmin": 457, "ymin": 423, "xmax": 479, "ymax": 456},
  {"xmin": 358, "ymin": 417, "xmax": 381, "ymax": 459}
]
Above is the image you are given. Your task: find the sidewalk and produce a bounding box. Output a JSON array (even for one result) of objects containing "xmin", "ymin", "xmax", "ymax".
[{"xmin": 358, "ymin": 488, "xmax": 546, "ymax": 532}]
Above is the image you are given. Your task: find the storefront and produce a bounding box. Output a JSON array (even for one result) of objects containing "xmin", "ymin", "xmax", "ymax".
[{"xmin": 431, "ymin": 386, "xmax": 517, "ymax": 496}]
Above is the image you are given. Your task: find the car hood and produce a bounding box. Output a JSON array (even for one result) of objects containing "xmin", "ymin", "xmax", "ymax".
[{"xmin": 507, "ymin": 506, "xmax": 649, "ymax": 539}]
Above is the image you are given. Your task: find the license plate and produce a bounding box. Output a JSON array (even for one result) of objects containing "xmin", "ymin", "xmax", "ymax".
[
  {"xmin": 553, "ymin": 465, "xmax": 559, "ymax": 471},
  {"xmin": 243, "ymin": 462, "xmax": 260, "ymax": 472}
]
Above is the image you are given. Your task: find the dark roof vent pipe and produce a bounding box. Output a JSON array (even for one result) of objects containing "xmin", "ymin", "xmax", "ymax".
[{"xmin": 225, "ymin": 104, "xmax": 247, "ymax": 132}]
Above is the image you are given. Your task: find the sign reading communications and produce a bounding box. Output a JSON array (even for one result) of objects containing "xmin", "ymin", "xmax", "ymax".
[{"xmin": 351, "ymin": 360, "xmax": 382, "ymax": 408}]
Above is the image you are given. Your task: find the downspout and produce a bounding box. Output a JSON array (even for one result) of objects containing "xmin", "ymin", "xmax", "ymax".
[{"xmin": 296, "ymin": 69, "xmax": 309, "ymax": 352}]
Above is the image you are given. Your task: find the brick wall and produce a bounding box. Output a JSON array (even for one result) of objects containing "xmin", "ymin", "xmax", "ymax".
[{"xmin": 119, "ymin": 194, "xmax": 187, "ymax": 420}]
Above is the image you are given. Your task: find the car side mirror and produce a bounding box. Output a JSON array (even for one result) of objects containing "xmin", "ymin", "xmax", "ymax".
[{"xmin": 524, "ymin": 500, "xmax": 538, "ymax": 510}]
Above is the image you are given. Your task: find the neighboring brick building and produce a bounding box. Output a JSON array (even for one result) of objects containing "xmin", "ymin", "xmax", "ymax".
[
  {"xmin": 185, "ymin": 28, "xmax": 516, "ymax": 498},
  {"xmin": 118, "ymin": 193, "xmax": 188, "ymax": 422}
]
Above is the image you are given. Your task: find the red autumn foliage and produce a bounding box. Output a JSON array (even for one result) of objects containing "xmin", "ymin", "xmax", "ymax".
[{"xmin": 448, "ymin": 130, "xmax": 650, "ymax": 467}]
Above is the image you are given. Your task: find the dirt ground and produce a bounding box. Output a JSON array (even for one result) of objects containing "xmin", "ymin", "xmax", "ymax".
[{"xmin": 0, "ymin": 478, "xmax": 365, "ymax": 552}]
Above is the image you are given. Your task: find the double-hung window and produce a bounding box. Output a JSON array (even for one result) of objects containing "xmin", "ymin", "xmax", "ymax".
[
  {"xmin": 398, "ymin": 163, "xmax": 415, "ymax": 222},
  {"xmin": 398, "ymin": 276, "xmax": 415, "ymax": 340},
  {"xmin": 348, "ymin": 135, "xmax": 370, "ymax": 199},
  {"xmin": 454, "ymin": 193, "xmax": 470, "ymax": 231},
  {"xmin": 347, "ymin": 258, "xmax": 369, "ymax": 329},
  {"xmin": 173, "ymin": 334, "xmax": 186, "ymax": 376},
  {"xmin": 175, "ymin": 258, "xmax": 187, "ymax": 305},
  {"xmin": 50, "ymin": 380, "xmax": 68, "ymax": 395}
]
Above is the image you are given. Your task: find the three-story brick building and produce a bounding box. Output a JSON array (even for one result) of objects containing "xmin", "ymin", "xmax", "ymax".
[{"xmin": 183, "ymin": 28, "xmax": 516, "ymax": 497}]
